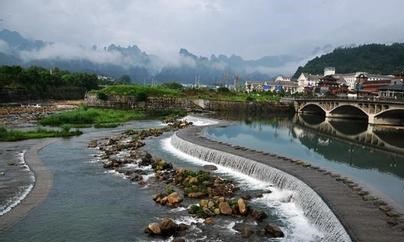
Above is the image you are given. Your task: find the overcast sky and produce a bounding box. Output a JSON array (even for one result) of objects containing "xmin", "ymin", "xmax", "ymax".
[{"xmin": 1, "ymin": 0, "xmax": 404, "ymax": 59}]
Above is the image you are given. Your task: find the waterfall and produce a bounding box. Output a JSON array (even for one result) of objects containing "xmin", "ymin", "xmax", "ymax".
[{"xmin": 171, "ymin": 133, "xmax": 352, "ymax": 242}]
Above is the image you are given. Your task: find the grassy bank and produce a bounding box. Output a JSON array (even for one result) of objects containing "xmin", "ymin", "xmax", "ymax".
[
  {"xmin": 93, "ymin": 84, "xmax": 283, "ymax": 103},
  {"xmin": 0, "ymin": 127, "xmax": 82, "ymax": 141},
  {"xmin": 39, "ymin": 106, "xmax": 186, "ymax": 127}
]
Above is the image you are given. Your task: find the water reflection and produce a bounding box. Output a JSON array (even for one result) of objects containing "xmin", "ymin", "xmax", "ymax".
[
  {"xmin": 206, "ymin": 113, "xmax": 404, "ymax": 210},
  {"xmin": 295, "ymin": 114, "xmax": 404, "ymax": 154}
]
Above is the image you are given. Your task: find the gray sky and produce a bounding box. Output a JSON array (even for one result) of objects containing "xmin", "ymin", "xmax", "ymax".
[{"xmin": 1, "ymin": 0, "xmax": 404, "ymax": 59}]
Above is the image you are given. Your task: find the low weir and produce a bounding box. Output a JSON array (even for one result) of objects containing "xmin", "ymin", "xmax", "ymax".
[
  {"xmin": 171, "ymin": 134, "xmax": 351, "ymax": 242},
  {"xmin": 173, "ymin": 126, "xmax": 404, "ymax": 242}
]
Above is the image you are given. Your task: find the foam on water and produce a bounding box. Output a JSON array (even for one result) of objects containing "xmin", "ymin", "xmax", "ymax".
[
  {"xmin": 0, "ymin": 150, "xmax": 35, "ymax": 216},
  {"xmin": 181, "ymin": 115, "xmax": 220, "ymax": 126},
  {"xmin": 165, "ymin": 134, "xmax": 352, "ymax": 242}
]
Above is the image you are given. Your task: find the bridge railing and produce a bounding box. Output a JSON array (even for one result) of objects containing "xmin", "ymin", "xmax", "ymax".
[{"xmin": 292, "ymin": 96, "xmax": 404, "ymax": 104}]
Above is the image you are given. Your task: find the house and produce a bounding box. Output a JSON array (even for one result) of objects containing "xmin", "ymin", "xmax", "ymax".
[{"xmin": 297, "ymin": 73, "xmax": 323, "ymax": 93}]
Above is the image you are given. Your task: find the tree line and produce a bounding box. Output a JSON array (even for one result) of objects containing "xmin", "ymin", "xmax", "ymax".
[
  {"xmin": 293, "ymin": 43, "xmax": 404, "ymax": 78},
  {"xmin": 0, "ymin": 65, "xmax": 101, "ymax": 101}
]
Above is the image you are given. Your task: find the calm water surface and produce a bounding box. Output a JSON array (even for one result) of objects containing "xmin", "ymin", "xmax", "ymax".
[{"xmin": 205, "ymin": 114, "xmax": 404, "ymax": 212}]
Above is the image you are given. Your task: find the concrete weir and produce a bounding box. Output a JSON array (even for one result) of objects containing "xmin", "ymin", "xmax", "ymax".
[{"xmin": 174, "ymin": 126, "xmax": 404, "ymax": 242}]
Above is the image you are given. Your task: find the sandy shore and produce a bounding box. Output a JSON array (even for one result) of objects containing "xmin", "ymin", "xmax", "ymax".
[{"xmin": 0, "ymin": 139, "xmax": 55, "ymax": 232}]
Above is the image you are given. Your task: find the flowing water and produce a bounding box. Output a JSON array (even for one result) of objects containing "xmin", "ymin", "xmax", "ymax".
[
  {"xmin": 169, "ymin": 134, "xmax": 350, "ymax": 242},
  {"xmin": 2, "ymin": 114, "xmax": 395, "ymax": 241},
  {"xmin": 204, "ymin": 113, "xmax": 404, "ymax": 213}
]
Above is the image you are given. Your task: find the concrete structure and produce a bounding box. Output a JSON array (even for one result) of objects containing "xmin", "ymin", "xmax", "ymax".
[
  {"xmin": 176, "ymin": 126, "xmax": 404, "ymax": 242},
  {"xmin": 294, "ymin": 98, "xmax": 404, "ymax": 125}
]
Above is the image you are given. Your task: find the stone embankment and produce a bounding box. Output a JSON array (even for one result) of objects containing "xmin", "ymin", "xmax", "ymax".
[
  {"xmin": 84, "ymin": 93, "xmax": 292, "ymax": 113},
  {"xmin": 176, "ymin": 126, "xmax": 404, "ymax": 242}
]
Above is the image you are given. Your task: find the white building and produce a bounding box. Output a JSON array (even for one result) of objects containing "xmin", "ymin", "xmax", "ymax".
[{"xmin": 297, "ymin": 73, "xmax": 323, "ymax": 93}]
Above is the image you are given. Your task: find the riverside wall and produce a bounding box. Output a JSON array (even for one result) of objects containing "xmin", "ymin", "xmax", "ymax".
[{"xmin": 84, "ymin": 93, "xmax": 293, "ymax": 113}]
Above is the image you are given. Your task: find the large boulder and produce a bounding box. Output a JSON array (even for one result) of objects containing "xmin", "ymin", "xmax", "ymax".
[{"xmin": 219, "ymin": 201, "xmax": 233, "ymax": 215}]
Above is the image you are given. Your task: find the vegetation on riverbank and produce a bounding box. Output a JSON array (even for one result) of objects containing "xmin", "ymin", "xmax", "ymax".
[
  {"xmin": 0, "ymin": 66, "xmax": 106, "ymax": 102},
  {"xmin": 39, "ymin": 106, "xmax": 186, "ymax": 127},
  {"xmin": 0, "ymin": 127, "xmax": 82, "ymax": 141},
  {"xmin": 93, "ymin": 84, "xmax": 283, "ymax": 103}
]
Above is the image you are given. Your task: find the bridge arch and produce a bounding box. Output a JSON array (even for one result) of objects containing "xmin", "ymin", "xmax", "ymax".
[
  {"xmin": 299, "ymin": 103, "xmax": 326, "ymax": 116},
  {"xmin": 373, "ymin": 108, "xmax": 404, "ymax": 126},
  {"xmin": 328, "ymin": 104, "xmax": 368, "ymax": 120}
]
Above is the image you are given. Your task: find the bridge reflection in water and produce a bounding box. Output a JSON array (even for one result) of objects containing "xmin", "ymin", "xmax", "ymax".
[{"xmin": 293, "ymin": 114, "xmax": 404, "ymax": 178}]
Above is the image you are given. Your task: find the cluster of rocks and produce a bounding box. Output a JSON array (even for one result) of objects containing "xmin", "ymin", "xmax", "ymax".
[{"xmin": 91, "ymin": 119, "xmax": 285, "ymax": 240}]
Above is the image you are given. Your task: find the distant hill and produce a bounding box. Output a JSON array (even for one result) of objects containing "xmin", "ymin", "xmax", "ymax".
[
  {"xmin": 0, "ymin": 29, "xmax": 310, "ymax": 83},
  {"xmin": 293, "ymin": 43, "xmax": 404, "ymax": 78}
]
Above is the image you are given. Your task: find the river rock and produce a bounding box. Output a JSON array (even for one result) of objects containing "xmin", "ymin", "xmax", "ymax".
[
  {"xmin": 173, "ymin": 238, "xmax": 185, "ymax": 242},
  {"xmin": 203, "ymin": 165, "xmax": 218, "ymax": 171},
  {"xmin": 167, "ymin": 192, "xmax": 183, "ymax": 205},
  {"xmin": 204, "ymin": 217, "xmax": 215, "ymax": 225},
  {"xmin": 249, "ymin": 209, "xmax": 268, "ymax": 221},
  {"xmin": 233, "ymin": 223, "xmax": 255, "ymax": 238},
  {"xmin": 238, "ymin": 198, "xmax": 247, "ymax": 215},
  {"xmin": 264, "ymin": 223, "xmax": 284, "ymax": 238},
  {"xmin": 88, "ymin": 140, "xmax": 97, "ymax": 148},
  {"xmin": 159, "ymin": 218, "xmax": 178, "ymax": 235},
  {"xmin": 187, "ymin": 192, "xmax": 206, "ymax": 198},
  {"xmin": 145, "ymin": 223, "xmax": 161, "ymax": 235},
  {"xmin": 219, "ymin": 201, "xmax": 232, "ymax": 215},
  {"xmin": 129, "ymin": 173, "xmax": 143, "ymax": 182}
]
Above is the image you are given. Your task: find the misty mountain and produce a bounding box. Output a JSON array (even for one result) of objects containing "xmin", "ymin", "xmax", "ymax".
[{"xmin": 0, "ymin": 29, "xmax": 308, "ymax": 84}]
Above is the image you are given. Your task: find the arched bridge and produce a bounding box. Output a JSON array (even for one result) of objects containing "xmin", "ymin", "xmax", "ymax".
[{"xmin": 294, "ymin": 98, "xmax": 404, "ymax": 125}]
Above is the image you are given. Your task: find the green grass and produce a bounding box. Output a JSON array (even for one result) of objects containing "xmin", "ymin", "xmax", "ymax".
[
  {"xmin": 39, "ymin": 107, "xmax": 147, "ymax": 127},
  {"xmin": 39, "ymin": 106, "xmax": 187, "ymax": 127},
  {"xmin": 0, "ymin": 127, "xmax": 82, "ymax": 141},
  {"xmin": 92, "ymin": 84, "xmax": 283, "ymax": 103},
  {"xmin": 94, "ymin": 84, "xmax": 183, "ymax": 98}
]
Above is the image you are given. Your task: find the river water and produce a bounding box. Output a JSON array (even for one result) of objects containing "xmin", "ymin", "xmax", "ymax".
[
  {"xmin": 204, "ymin": 113, "xmax": 404, "ymax": 212},
  {"xmin": 1, "ymin": 114, "xmax": 403, "ymax": 241}
]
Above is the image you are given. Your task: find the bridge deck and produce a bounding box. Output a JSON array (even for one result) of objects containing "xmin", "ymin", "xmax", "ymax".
[{"xmin": 176, "ymin": 126, "xmax": 404, "ymax": 242}]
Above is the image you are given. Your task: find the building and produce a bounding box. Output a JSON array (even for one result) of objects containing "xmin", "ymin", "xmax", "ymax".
[
  {"xmin": 379, "ymin": 83, "xmax": 404, "ymax": 99},
  {"xmin": 266, "ymin": 80, "xmax": 298, "ymax": 94},
  {"xmin": 245, "ymin": 81, "xmax": 265, "ymax": 93},
  {"xmin": 316, "ymin": 75, "xmax": 348, "ymax": 96},
  {"xmin": 245, "ymin": 80, "xmax": 298, "ymax": 94},
  {"xmin": 297, "ymin": 73, "xmax": 323, "ymax": 93}
]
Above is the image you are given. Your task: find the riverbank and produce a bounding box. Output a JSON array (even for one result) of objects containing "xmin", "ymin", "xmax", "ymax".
[
  {"xmin": 0, "ymin": 139, "xmax": 55, "ymax": 232},
  {"xmin": 175, "ymin": 125, "xmax": 404, "ymax": 242}
]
